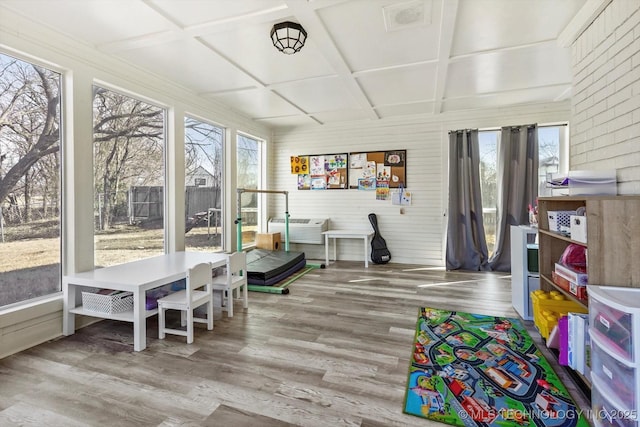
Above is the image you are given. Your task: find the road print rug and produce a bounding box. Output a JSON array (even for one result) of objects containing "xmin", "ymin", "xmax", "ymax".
[{"xmin": 403, "ymin": 307, "xmax": 589, "ymax": 427}]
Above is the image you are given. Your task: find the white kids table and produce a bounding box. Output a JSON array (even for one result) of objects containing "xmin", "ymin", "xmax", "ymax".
[{"xmin": 62, "ymin": 251, "xmax": 228, "ymax": 351}]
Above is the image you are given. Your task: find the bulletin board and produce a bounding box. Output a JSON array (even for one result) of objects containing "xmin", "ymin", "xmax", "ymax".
[
  {"xmin": 292, "ymin": 153, "xmax": 348, "ymax": 190},
  {"xmin": 348, "ymin": 150, "xmax": 406, "ymax": 189}
]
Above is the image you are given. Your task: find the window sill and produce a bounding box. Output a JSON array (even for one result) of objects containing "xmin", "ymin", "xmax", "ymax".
[{"xmin": 0, "ymin": 293, "xmax": 63, "ymax": 328}]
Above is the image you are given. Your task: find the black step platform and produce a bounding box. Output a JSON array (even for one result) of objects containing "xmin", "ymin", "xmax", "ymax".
[{"xmin": 246, "ymin": 249, "xmax": 306, "ymax": 286}]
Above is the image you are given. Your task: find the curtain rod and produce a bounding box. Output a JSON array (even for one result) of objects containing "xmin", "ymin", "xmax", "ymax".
[{"xmin": 478, "ymin": 123, "xmax": 568, "ymax": 132}]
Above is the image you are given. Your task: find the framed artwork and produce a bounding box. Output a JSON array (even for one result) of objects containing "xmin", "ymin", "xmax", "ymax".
[
  {"xmin": 349, "ymin": 150, "xmax": 406, "ymax": 189},
  {"xmin": 296, "ymin": 153, "xmax": 348, "ymax": 190}
]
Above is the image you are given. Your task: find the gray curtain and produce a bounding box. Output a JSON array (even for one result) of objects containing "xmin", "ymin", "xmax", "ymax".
[
  {"xmin": 446, "ymin": 129, "xmax": 489, "ymax": 271},
  {"xmin": 488, "ymin": 124, "xmax": 539, "ymax": 272}
]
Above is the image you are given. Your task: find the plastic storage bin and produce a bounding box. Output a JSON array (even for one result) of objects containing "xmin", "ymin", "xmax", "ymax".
[
  {"xmin": 591, "ymin": 382, "xmax": 638, "ymax": 427},
  {"xmin": 589, "ymin": 288, "xmax": 635, "ymax": 362},
  {"xmin": 591, "ymin": 333, "xmax": 637, "ymax": 411},
  {"xmin": 568, "ymin": 170, "xmax": 617, "ymax": 196},
  {"xmin": 589, "ymin": 285, "xmax": 640, "ymax": 427},
  {"xmin": 547, "ymin": 210, "xmax": 576, "ymax": 232}
]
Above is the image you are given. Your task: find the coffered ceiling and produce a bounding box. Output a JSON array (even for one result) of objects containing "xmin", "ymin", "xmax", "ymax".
[{"xmin": 0, "ymin": 0, "xmax": 587, "ymax": 129}]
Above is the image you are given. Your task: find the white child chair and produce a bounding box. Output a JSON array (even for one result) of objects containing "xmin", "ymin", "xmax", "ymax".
[
  {"xmin": 157, "ymin": 262, "xmax": 213, "ymax": 344},
  {"xmin": 212, "ymin": 251, "xmax": 248, "ymax": 317}
]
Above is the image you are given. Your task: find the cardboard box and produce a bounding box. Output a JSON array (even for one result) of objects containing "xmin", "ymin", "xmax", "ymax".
[
  {"xmin": 570, "ymin": 215, "xmax": 587, "ymax": 243},
  {"xmin": 552, "ymin": 271, "xmax": 588, "ymax": 301},
  {"xmin": 552, "ymin": 271, "xmax": 571, "ymax": 293},
  {"xmin": 256, "ymin": 232, "xmax": 281, "ymax": 250},
  {"xmin": 570, "ymin": 281, "xmax": 588, "ymax": 300},
  {"xmin": 555, "ymin": 262, "xmax": 588, "ymax": 286}
]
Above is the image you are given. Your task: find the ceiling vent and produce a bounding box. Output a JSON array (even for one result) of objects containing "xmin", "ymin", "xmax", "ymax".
[{"xmin": 383, "ymin": 0, "xmax": 431, "ymax": 32}]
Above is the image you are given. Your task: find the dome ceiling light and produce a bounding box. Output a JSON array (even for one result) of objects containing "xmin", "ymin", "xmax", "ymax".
[{"xmin": 270, "ymin": 21, "xmax": 307, "ymax": 54}]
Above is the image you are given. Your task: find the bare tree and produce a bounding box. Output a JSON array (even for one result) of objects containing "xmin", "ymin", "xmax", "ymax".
[
  {"xmin": 92, "ymin": 86, "xmax": 163, "ymax": 230},
  {"xmin": 0, "ymin": 55, "xmax": 60, "ymax": 222}
]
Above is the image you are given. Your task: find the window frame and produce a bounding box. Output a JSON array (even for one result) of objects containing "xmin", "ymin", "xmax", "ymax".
[
  {"xmin": 184, "ymin": 114, "xmax": 226, "ymax": 253},
  {"xmin": 91, "ymin": 83, "xmax": 168, "ymax": 267},
  {"xmin": 0, "ymin": 50, "xmax": 64, "ymax": 309},
  {"xmin": 236, "ymin": 131, "xmax": 265, "ymax": 250},
  {"xmin": 477, "ymin": 123, "xmax": 568, "ymax": 255}
]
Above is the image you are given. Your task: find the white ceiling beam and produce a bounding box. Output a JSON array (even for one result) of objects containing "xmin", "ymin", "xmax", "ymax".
[
  {"xmin": 99, "ymin": 0, "xmax": 314, "ymax": 123},
  {"xmin": 448, "ymin": 39, "xmax": 558, "ymax": 63},
  {"xmin": 99, "ymin": 0, "xmax": 289, "ymax": 53},
  {"xmin": 432, "ymin": 0, "xmax": 459, "ymax": 115},
  {"xmin": 352, "ymin": 59, "xmax": 439, "ymax": 77},
  {"xmin": 283, "ymin": 0, "xmax": 379, "ymax": 121},
  {"xmin": 444, "ymin": 82, "xmax": 572, "ymax": 100}
]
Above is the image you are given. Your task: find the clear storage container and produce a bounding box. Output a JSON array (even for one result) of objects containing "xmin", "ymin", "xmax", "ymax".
[
  {"xmin": 589, "ymin": 287, "xmax": 636, "ymax": 363},
  {"xmin": 591, "ymin": 379, "xmax": 638, "ymax": 427},
  {"xmin": 589, "ymin": 285, "xmax": 640, "ymax": 427},
  {"xmin": 591, "ymin": 332, "xmax": 637, "ymax": 411},
  {"xmin": 568, "ymin": 170, "xmax": 617, "ymax": 196}
]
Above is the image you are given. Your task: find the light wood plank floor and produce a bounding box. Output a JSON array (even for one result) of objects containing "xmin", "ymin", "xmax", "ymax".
[{"xmin": 0, "ymin": 261, "xmax": 590, "ymax": 426}]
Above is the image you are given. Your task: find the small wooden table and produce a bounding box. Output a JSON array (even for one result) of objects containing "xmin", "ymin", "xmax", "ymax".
[
  {"xmin": 63, "ymin": 251, "xmax": 228, "ymax": 351},
  {"xmin": 323, "ymin": 230, "xmax": 374, "ymax": 268}
]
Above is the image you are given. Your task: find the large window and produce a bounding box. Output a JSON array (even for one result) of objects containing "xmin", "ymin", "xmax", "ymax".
[
  {"xmin": 237, "ymin": 133, "xmax": 262, "ymax": 248},
  {"xmin": 537, "ymin": 126, "xmax": 564, "ymax": 197},
  {"xmin": 478, "ymin": 125, "xmax": 566, "ymax": 255},
  {"xmin": 478, "ymin": 130, "xmax": 500, "ymax": 255},
  {"xmin": 184, "ymin": 117, "xmax": 224, "ymax": 252},
  {"xmin": 0, "ymin": 53, "xmax": 61, "ymax": 308},
  {"xmin": 93, "ymin": 86, "xmax": 165, "ymax": 267}
]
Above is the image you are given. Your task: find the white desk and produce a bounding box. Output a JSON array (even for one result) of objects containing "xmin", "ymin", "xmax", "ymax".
[
  {"xmin": 323, "ymin": 230, "xmax": 374, "ymax": 268},
  {"xmin": 63, "ymin": 251, "xmax": 228, "ymax": 351}
]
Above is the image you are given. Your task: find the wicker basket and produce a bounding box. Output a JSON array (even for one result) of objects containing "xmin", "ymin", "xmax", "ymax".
[{"xmin": 82, "ymin": 290, "xmax": 133, "ymax": 313}]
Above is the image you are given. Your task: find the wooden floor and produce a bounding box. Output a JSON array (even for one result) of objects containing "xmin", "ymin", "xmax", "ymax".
[{"xmin": 0, "ymin": 261, "xmax": 590, "ymax": 426}]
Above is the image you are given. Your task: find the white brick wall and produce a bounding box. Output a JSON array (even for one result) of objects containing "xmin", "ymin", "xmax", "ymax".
[{"xmin": 571, "ymin": 0, "xmax": 640, "ymax": 194}]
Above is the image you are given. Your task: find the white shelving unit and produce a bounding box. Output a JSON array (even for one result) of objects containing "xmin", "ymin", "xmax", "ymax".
[
  {"xmin": 588, "ymin": 285, "xmax": 640, "ymax": 427},
  {"xmin": 510, "ymin": 225, "xmax": 540, "ymax": 320}
]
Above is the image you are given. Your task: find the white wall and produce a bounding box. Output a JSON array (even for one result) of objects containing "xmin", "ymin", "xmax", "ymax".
[
  {"xmin": 0, "ymin": 7, "xmax": 271, "ymax": 358},
  {"xmin": 570, "ymin": 0, "xmax": 640, "ymax": 194},
  {"xmin": 271, "ymin": 103, "xmax": 571, "ymax": 265}
]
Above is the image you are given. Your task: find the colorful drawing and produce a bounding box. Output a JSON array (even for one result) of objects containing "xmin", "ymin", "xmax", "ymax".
[
  {"xmin": 364, "ymin": 161, "xmax": 376, "ymax": 178},
  {"xmin": 377, "ymin": 164, "xmax": 391, "ymax": 181},
  {"xmin": 376, "ymin": 180, "xmax": 389, "ymax": 200},
  {"xmin": 404, "ymin": 308, "xmax": 590, "ymax": 427},
  {"xmin": 358, "ymin": 177, "xmax": 376, "ymax": 190},
  {"xmin": 327, "ymin": 168, "xmax": 346, "ymax": 188},
  {"xmin": 310, "ymin": 156, "xmax": 325, "ymax": 176},
  {"xmin": 290, "ymin": 156, "xmax": 309, "ymax": 174},
  {"xmin": 350, "ymin": 153, "xmax": 367, "ymax": 168},
  {"xmin": 385, "ymin": 150, "xmax": 405, "ymax": 166},
  {"xmin": 326, "ymin": 154, "xmax": 346, "ymax": 169},
  {"xmin": 311, "ymin": 176, "xmax": 327, "ymax": 190},
  {"xmin": 297, "ymin": 174, "xmax": 311, "ymax": 190}
]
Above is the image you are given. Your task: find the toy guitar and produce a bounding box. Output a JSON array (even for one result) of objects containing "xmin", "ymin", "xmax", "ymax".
[{"xmin": 368, "ymin": 213, "xmax": 391, "ymax": 264}]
